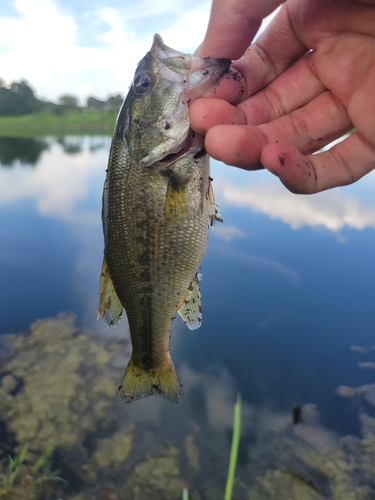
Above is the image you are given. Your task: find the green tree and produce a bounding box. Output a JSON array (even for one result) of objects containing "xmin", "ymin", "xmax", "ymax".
[
  {"xmin": 87, "ymin": 96, "xmax": 105, "ymax": 109},
  {"xmin": 106, "ymin": 94, "xmax": 123, "ymax": 111},
  {"xmin": 58, "ymin": 94, "xmax": 79, "ymax": 109},
  {"xmin": 0, "ymin": 79, "xmax": 44, "ymax": 116}
]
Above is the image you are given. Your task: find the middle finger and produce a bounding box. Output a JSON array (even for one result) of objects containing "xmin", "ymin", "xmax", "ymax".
[{"xmin": 238, "ymin": 52, "xmax": 326, "ymax": 125}]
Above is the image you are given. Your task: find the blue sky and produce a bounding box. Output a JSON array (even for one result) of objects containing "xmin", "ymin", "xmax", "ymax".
[{"xmin": 0, "ymin": 0, "xmax": 218, "ymax": 103}]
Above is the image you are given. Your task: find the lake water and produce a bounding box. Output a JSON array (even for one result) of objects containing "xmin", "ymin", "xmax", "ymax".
[{"xmin": 1, "ymin": 135, "xmax": 375, "ymax": 498}]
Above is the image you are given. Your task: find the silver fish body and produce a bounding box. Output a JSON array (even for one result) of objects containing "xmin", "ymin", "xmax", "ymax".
[{"xmin": 98, "ymin": 35, "xmax": 229, "ymax": 404}]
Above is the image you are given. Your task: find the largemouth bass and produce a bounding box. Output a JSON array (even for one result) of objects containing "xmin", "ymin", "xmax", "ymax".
[{"xmin": 98, "ymin": 34, "xmax": 230, "ymax": 404}]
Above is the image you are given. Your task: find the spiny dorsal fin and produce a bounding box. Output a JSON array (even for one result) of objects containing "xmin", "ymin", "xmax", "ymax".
[
  {"xmin": 208, "ymin": 178, "xmax": 223, "ymax": 227},
  {"xmin": 97, "ymin": 255, "xmax": 123, "ymax": 327},
  {"xmin": 177, "ymin": 273, "xmax": 202, "ymax": 330}
]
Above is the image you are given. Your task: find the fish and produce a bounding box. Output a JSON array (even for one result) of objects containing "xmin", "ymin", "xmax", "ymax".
[{"xmin": 97, "ymin": 34, "xmax": 230, "ymax": 404}]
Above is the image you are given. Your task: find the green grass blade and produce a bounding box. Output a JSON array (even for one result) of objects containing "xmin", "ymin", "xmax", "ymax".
[
  {"xmin": 36, "ymin": 475, "xmax": 67, "ymax": 485},
  {"xmin": 17, "ymin": 444, "xmax": 28, "ymax": 465},
  {"xmin": 182, "ymin": 488, "xmax": 189, "ymax": 500},
  {"xmin": 35, "ymin": 468, "xmax": 67, "ymax": 485},
  {"xmin": 33, "ymin": 450, "xmax": 52, "ymax": 472},
  {"xmin": 224, "ymin": 394, "xmax": 242, "ymax": 500}
]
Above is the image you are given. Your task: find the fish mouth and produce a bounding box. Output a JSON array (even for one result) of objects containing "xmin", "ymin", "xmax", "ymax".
[
  {"xmin": 155, "ymin": 131, "xmax": 205, "ymax": 168},
  {"xmin": 157, "ymin": 138, "xmax": 192, "ymax": 166}
]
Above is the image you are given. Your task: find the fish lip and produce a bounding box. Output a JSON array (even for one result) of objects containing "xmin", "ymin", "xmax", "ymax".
[
  {"xmin": 152, "ymin": 33, "xmax": 185, "ymax": 60},
  {"xmin": 152, "ymin": 33, "xmax": 231, "ymax": 85},
  {"xmin": 152, "ymin": 33, "xmax": 231, "ymax": 72}
]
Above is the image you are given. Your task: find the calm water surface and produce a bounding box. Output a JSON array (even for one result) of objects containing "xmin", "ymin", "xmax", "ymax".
[{"xmin": 1, "ymin": 136, "xmax": 375, "ymax": 492}]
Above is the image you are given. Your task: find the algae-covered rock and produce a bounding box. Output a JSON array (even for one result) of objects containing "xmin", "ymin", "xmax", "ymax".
[
  {"xmin": 0, "ymin": 314, "xmax": 126, "ymax": 453},
  {"xmin": 247, "ymin": 468, "xmax": 324, "ymax": 500},
  {"xmin": 240, "ymin": 418, "xmax": 375, "ymax": 500},
  {"xmin": 93, "ymin": 425, "xmax": 135, "ymax": 468},
  {"xmin": 123, "ymin": 446, "xmax": 188, "ymax": 500},
  {"xmin": 185, "ymin": 433, "xmax": 200, "ymax": 472}
]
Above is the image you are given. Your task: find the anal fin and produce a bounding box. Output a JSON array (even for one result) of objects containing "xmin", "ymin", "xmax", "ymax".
[
  {"xmin": 177, "ymin": 274, "xmax": 202, "ymax": 330},
  {"xmin": 97, "ymin": 255, "xmax": 123, "ymax": 327}
]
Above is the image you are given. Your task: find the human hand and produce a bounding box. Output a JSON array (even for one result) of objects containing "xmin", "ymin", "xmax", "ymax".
[{"xmin": 190, "ymin": 0, "xmax": 375, "ymax": 194}]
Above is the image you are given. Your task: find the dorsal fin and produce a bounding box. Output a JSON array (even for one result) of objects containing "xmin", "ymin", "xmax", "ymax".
[
  {"xmin": 208, "ymin": 178, "xmax": 223, "ymax": 227},
  {"xmin": 177, "ymin": 274, "xmax": 202, "ymax": 330},
  {"xmin": 97, "ymin": 255, "xmax": 123, "ymax": 327}
]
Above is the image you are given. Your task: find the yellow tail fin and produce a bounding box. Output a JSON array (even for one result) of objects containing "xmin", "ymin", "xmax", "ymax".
[{"xmin": 116, "ymin": 354, "xmax": 181, "ymax": 404}]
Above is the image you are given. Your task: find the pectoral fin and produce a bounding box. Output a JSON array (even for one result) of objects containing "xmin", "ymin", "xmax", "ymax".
[
  {"xmin": 177, "ymin": 274, "xmax": 202, "ymax": 330},
  {"xmin": 208, "ymin": 179, "xmax": 223, "ymax": 227},
  {"xmin": 165, "ymin": 171, "xmax": 188, "ymax": 222},
  {"xmin": 97, "ymin": 255, "xmax": 123, "ymax": 327}
]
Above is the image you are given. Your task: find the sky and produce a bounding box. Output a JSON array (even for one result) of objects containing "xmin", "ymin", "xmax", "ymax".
[
  {"xmin": 0, "ymin": 0, "xmax": 275, "ymax": 104},
  {"xmin": 0, "ymin": 0, "xmax": 217, "ymax": 103}
]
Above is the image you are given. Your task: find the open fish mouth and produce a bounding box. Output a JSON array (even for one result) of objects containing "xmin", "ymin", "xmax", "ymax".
[{"xmin": 156, "ymin": 132, "xmax": 205, "ymax": 168}]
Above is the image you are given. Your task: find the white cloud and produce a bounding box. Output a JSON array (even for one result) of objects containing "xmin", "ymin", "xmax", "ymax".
[
  {"xmin": 110, "ymin": 0, "xmax": 186, "ymax": 21},
  {"xmin": 159, "ymin": 1, "xmax": 212, "ymax": 52},
  {"xmin": 0, "ymin": 0, "xmax": 79, "ymax": 93}
]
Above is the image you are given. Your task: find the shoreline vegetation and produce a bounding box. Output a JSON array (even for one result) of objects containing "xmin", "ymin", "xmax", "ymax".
[
  {"xmin": 0, "ymin": 77, "xmax": 123, "ymax": 137},
  {"xmin": 0, "ymin": 110, "xmax": 118, "ymax": 137}
]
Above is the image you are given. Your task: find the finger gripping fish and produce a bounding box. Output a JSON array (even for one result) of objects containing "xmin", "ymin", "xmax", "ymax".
[{"xmin": 98, "ymin": 34, "xmax": 230, "ymax": 404}]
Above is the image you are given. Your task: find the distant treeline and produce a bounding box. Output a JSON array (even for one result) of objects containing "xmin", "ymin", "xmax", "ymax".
[{"xmin": 0, "ymin": 78, "xmax": 124, "ymax": 116}]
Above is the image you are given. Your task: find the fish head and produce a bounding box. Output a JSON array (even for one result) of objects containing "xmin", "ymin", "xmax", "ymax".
[{"xmin": 116, "ymin": 34, "xmax": 230, "ymax": 168}]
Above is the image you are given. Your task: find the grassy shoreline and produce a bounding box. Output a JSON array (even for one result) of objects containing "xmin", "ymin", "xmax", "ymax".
[{"xmin": 0, "ymin": 110, "xmax": 118, "ymax": 137}]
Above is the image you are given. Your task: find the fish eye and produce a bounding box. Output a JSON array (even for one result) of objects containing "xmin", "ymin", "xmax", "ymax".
[{"xmin": 133, "ymin": 72, "xmax": 154, "ymax": 95}]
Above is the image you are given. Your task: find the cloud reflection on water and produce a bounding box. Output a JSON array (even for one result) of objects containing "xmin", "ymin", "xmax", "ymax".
[
  {"xmin": 0, "ymin": 136, "xmax": 108, "ymax": 223},
  {"xmin": 212, "ymin": 162, "xmax": 375, "ymax": 232},
  {"xmin": 113, "ymin": 358, "xmax": 339, "ymax": 460},
  {"xmin": 2, "ymin": 138, "xmax": 375, "ymax": 234},
  {"xmin": 213, "ymin": 224, "xmax": 247, "ymax": 241},
  {"xmin": 216, "ymin": 247, "xmax": 300, "ymax": 286}
]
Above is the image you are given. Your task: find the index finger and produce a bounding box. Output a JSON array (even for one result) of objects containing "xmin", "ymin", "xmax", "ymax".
[{"xmin": 196, "ymin": 0, "xmax": 284, "ymax": 59}]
